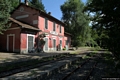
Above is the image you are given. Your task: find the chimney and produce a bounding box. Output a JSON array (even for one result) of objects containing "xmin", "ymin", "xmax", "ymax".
[
  {"xmin": 48, "ymin": 12, "xmax": 51, "ymax": 15},
  {"xmin": 25, "ymin": 0, "xmax": 29, "ymax": 5}
]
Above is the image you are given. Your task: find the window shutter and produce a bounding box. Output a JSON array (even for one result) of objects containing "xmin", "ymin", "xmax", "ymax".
[
  {"xmin": 60, "ymin": 25, "xmax": 62, "ymax": 33},
  {"xmin": 45, "ymin": 18, "xmax": 48, "ymax": 29},
  {"xmin": 53, "ymin": 22, "xmax": 56, "ymax": 31}
]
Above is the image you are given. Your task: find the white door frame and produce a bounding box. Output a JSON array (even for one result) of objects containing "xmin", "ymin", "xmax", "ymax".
[
  {"xmin": 66, "ymin": 40, "xmax": 68, "ymax": 50},
  {"xmin": 7, "ymin": 34, "xmax": 15, "ymax": 52},
  {"xmin": 27, "ymin": 34, "xmax": 35, "ymax": 52},
  {"xmin": 43, "ymin": 37, "xmax": 49, "ymax": 51},
  {"xmin": 60, "ymin": 40, "xmax": 62, "ymax": 50},
  {"xmin": 53, "ymin": 38, "xmax": 56, "ymax": 51}
]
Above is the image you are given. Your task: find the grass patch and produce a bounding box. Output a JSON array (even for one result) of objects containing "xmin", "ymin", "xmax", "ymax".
[
  {"xmin": 89, "ymin": 52, "xmax": 97, "ymax": 57},
  {"xmin": 100, "ymin": 52, "xmax": 120, "ymax": 77},
  {"xmin": 70, "ymin": 52, "xmax": 77, "ymax": 54},
  {"xmin": 90, "ymin": 46, "xmax": 102, "ymax": 51},
  {"xmin": 82, "ymin": 55, "xmax": 90, "ymax": 59},
  {"xmin": 70, "ymin": 51, "xmax": 78, "ymax": 54}
]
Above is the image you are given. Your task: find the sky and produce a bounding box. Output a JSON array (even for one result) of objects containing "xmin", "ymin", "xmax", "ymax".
[
  {"xmin": 42, "ymin": 0, "xmax": 87, "ymax": 20},
  {"xmin": 22, "ymin": 0, "xmax": 87, "ymax": 20}
]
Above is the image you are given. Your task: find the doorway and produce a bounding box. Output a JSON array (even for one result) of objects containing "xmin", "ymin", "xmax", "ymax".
[
  {"xmin": 60, "ymin": 40, "xmax": 62, "ymax": 50},
  {"xmin": 7, "ymin": 34, "xmax": 15, "ymax": 52},
  {"xmin": 27, "ymin": 34, "xmax": 34, "ymax": 52},
  {"xmin": 44, "ymin": 38, "xmax": 48, "ymax": 51},
  {"xmin": 53, "ymin": 39, "xmax": 56, "ymax": 51}
]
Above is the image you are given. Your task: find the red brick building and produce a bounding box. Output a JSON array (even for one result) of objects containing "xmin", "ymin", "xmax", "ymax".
[{"xmin": 0, "ymin": 3, "xmax": 71, "ymax": 53}]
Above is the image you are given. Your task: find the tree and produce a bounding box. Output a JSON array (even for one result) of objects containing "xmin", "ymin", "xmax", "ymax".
[
  {"xmin": 29, "ymin": 0, "xmax": 46, "ymax": 12},
  {"xmin": 9, "ymin": 0, "xmax": 19, "ymax": 11},
  {"xmin": 61, "ymin": 0, "xmax": 90, "ymax": 46},
  {"xmin": 0, "ymin": 0, "xmax": 12, "ymax": 34},
  {"xmin": 85, "ymin": 0, "xmax": 120, "ymax": 58}
]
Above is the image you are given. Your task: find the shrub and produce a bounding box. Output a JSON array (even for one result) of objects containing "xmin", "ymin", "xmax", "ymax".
[{"xmin": 63, "ymin": 48, "xmax": 66, "ymax": 50}]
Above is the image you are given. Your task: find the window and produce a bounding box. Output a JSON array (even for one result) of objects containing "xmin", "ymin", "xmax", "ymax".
[
  {"xmin": 60, "ymin": 40, "xmax": 62, "ymax": 45},
  {"xmin": 44, "ymin": 38, "xmax": 48, "ymax": 51},
  {"xmin": 60, "ymin": 25, "xmax": 62, "ymax": 33},
  {"xmin": 33, "ymin": 20, "xmax": 38, "ymax": 24},
  {"xmin": 53, "ymin": 22, "xmax": 56, "ymax": 31},
  {"xmin": 45, "ymin": 18, "xmax": 48, "ymax": 29},
  {"xmin": 66, "ymin": 40, "xmax": 68, "ymax": 45}
]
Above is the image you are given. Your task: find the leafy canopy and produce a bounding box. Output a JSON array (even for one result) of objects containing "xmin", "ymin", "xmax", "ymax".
[
  {"xmin": 85, "ymin": 0, "xmax": 120, "ymax": 58},
  {"xmin": 61, "ymin": 0, "xmax": 91, "ymax": 46},
  {"xmin": 29, "ymin": 0, "xmax": 46, "ymax": 12},
  {"xmin": 9, "ymin": 0, "xmax": 19, "ymax": 11},
  {"xmin": 0, "ymin": 0, "xmax": 12, "ymax": 34}
]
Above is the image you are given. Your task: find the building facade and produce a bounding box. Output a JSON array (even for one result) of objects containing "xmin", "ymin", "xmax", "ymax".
[{"xmin": 0, "ymin": 3, "xmax": 71, "ymax": 53}]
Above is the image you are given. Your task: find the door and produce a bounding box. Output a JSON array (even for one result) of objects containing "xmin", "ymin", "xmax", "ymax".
[
  {"xmin": 44, "ymin": 38, "xmax": 48, "ymax": 51},
  {"xmin": 7, "ymin": 34, "xmax": 15, "ymax": 52},
  {"xmin": 60, "ymin": 40, "xmax": 62, "ymax": 50},
  {"xmin": 8, "ymin": 36, "xmax": 14, "ymax": 52},
  {"xmin": 53, "ymin": 39, "xmax": 56, "ymax": 51},
  {"xmin": 28, "ymin": 36, "xmax": 34, "ymax": 52},
  {"xmin": 66, "ymin": 40, "xmax": 68, "ymax": 50}
]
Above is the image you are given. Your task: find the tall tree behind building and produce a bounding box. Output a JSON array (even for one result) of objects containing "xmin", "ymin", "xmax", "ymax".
[
  {"xmin": 29, "ymin": 0, "xmax": 46, "ymax": 12},
  {"xmin": 0, "ymin": 0, "xmax": 12, "ymax": 34},
  {"xmin": 9, "ymin": 0, "xmax": 19, "ymax": 11},
  {"xmin": 61, "ymin": 0, "xmax": 90, "ymax": 46},
  {"xmin": 85, "ymin": 0, "xmax": 120, "ymax": 58}
]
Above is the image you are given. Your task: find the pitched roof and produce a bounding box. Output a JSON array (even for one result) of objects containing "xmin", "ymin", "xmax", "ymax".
[
  {"xmin": 11, "ymin": 3, "xmax": 65, "ymax": 26},
  {"xmin": 9, "ymin": 17, "xmax": 40, "ymax": 31}
]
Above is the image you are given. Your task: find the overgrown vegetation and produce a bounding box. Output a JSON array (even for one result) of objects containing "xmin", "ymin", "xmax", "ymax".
[
  {"xmin": 9, "ymin": 0, "xmax": 19, "ymax": 11},
  {"xmin": 61, "ymin": 0, "xmax": 94, "ymax": 47},
  {"xmin": 100, "ymin": 52, "xmax": 120, "ymax": 77},
  {"xmin": 0, "ymin": 0, "xmax": 12, "ymax": 34},
  {"xmin": 85, "ymin": 0, "xmax": 120, "ymax": 59},
  {"xmin": 29, "ymin": 0, "xmax": 46, "ymax": 12}
]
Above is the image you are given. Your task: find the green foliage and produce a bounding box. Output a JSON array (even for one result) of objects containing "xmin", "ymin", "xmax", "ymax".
[
  {"xmin": 82, "ymin": 55, "xmax": 90, "ymax": 59},
  {"xmin": 0, "ymin": 0, "xmax": 12, "ymax": 34},
  {"xmin": 63, "ymin": 48, "xmax": 66, "ymax": 50},
  {"xmin": 9, "ymin": 0, "xmax": 19, "ymax": 11},
  {"xmin": 40, "ymin": 39, "xmax": 45, "ymax": 45},
  {"xmin": 61, "ymin": 0, "xmax": 91, "ymax": 47},
  {"xmin": 85, "ymin": 0, "xmax": 120, "ymax": 58},
  {"xmin": 29, "ymin": 0, "xmax": 46, "ymax": 12}
]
